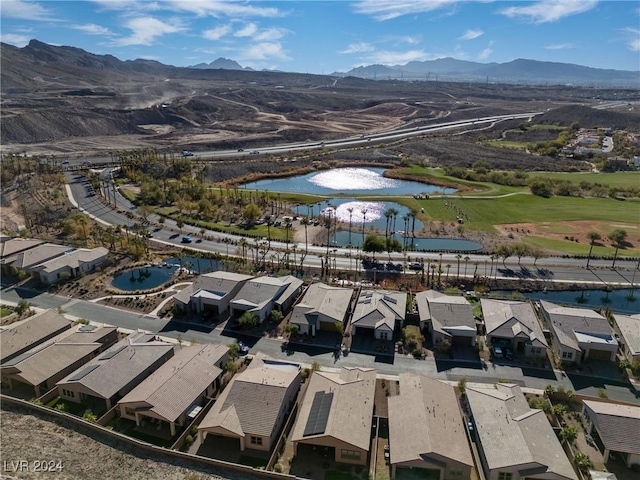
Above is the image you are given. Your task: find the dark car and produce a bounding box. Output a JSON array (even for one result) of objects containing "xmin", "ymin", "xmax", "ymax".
[
  {"xmin": 384, "ymin": 445, "xmax": 390, "ymax": 463},
  {"xmin": 237, "ymin": 341, "xmax": 250, "ymax": 355},
  {"xmin": 181, "ymin": 236, "xmax": 193, "ymax": 243},
  {"xmin": 504, "ymin": 347, "xmax": 514, "ymax": 360},
  {"xmin": 492, "ymin": 346, "xmax": 503, "ymax": 358}
]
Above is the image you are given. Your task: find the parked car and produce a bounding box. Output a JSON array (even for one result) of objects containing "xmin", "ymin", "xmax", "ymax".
[
  {"xmin": 237, "ymin": 341, "xmax": 250, "ymax": 355},
  {"xmin": 182, "ymin": 150, "xmax": 194, "ymax": 157},
  {"xmin": 492, "ymin": 346, "xmax": 503, "ymax": 358},
  {"xmin": 384, "ymin": 445, "xmax": 390, "ymax": 463},
  {"xmin": 181, "ymin": 236, "xmax": 193, "ymax": 243},
  {"xmin": 504, "ymin": 347, "xmax": 514, "ymax": 360}
]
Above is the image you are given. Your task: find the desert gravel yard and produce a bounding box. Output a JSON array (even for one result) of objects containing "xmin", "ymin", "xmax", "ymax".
[{"xmin": 0, "ymin": 409, "xmax": 250, "ymax": 480}]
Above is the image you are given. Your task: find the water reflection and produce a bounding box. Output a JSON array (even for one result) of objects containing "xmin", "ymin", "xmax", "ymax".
[{"xmin": 494, "ymin": 289, "xmax": 639, "ymax": 314}]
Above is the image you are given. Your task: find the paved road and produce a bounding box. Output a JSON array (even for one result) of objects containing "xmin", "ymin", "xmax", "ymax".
[{"xmin": 1, "ymin": 285, "xmax": 637, "ymax": 404}]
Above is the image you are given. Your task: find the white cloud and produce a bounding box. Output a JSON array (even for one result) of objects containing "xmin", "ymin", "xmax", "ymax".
[
  {"xmin": 368, "ymin": 49, "xmax": 432, "ymax": 64},
  {"xmin": 499, "ymin": 0, "xmax": 598, "ymax": 24},
  {"xmin": 544, "ymin": 43, "xmax": 574, "ymax": 50},
  {"xmin": 459, "ymin": 29, "xmax": 483, "ymax": 40},
  {"xmin": 235, "ymin": 23, "xmax": 258, "ymax": 37},
  {"xmin": 478, "ymin": 47, "xmax": 493, "ymax": 60},
  {"xmin": 112, "ymin": 17, "xmax": 184, "ymax": 46},
  {"xmin": 203, "ymin": 24, "xmax": 232, "ymax": 40},
  {"xmin": 240, "ymin": 41, "xmax": 290, "ymax": 61},
  {"xmin": 254, "ymin": 27, "xmax": 288, "ymax": 42},
  {"xmin": 353, "ymin": 0, "xmax": 458, "ymax": 21},
  {"xmin": 339, "ymin": 42, "xmax": 375, "ymax": 54},
  {"xmin": 0, "ymin": 33, "xmax": 31, "ymax": 46},
  {"xmin": 624, "ymin": 27, "xmax": 640, "ymax": 51},
  {"xmin": 1, "ymin": 0, "xmax": 57, "ymax": 21},
  {"xmin": 72, "ymin": 23, "xmax": 115, "ymax": 36},
  {"xmin": 97, "ymin": 0, "xmax": 284, "ymax": 18}
]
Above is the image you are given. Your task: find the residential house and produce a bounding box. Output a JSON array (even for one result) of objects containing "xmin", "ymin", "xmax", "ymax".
[
  {"xmin": 57, "ymin": 330, "xmax": 174, "ymax": 411},
  {"xmin": 388, "ymin": 374, "xmax": 474, "ymax": 480},
  {"xmin": 10, "ymin": 244, "xmax": 70, "ymax": 275},
  {"xmin": 31, "ymin": 247, "xmax": 109, "ymax": 283},
  {"xmin": 415, "ymin": 290, "xmax": 477, "ymax": 347},
  {"xmin": 466, "ymin": 383, "xmax": 577, "ymax": 480},
  {"xmin": 291, "ymin": 367, "xmax": 376, "ymax": 466},
  {"xmin": 0, "ymin": 309, "xmax": 72, "ymax": 363},
  {"xmin": 582, "ymin": 400, "xmax": 640, "ymax": 468},
  {"xmin": 198, "ymin": 354, "xmax": 300, "ymax": 452},
  {"xmin": 118, "ymin": 344, "xmax": 229, "ymax": 436},
  {"xmin": 229, "ymin": 275, "xmax": 303, "ymax": 322},
  {"xmin": 0, "ymin": 238, "xmax": 45, "ymax": 270},
  {"xmin": 173, "ymin": 271, "xmax": 253, "ymax": 315},
  {"xmin": 1, "ymin": 325, "xmax": 117, "ymax": 397},
  {"xmin": 289, "ymin": 283, "xmax": 354, "ymax": 336},
  {"xmin": 612, "ymin": 314, "xmax": 640, "ymax": 364},
  {"xmin": 539, "ymin": 300, "xmax": 617, "ymax": 364},
  {"xmin": 351, "ymin": 289, "xmax": 407, "ymax": 341},
  {"xmin": 482, "ymin": 299, "xmax": 548, "ymax": 358}
]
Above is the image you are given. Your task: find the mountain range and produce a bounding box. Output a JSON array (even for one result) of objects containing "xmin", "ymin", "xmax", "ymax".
[
  {"xmin": 1, "ymin": 39, "xmax": 638, "ymax": 90},
  {"xmin": 334, "ymin": 57, "xmax": 639, "ymax": 86}
]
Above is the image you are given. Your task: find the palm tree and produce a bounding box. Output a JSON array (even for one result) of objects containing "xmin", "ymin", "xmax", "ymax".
[
  {"xmin": 347, "ymin": 207, "xmax": 354, "ymax": 246},
  {"xmin": 238, "ymin": 238, "xmax": 248, "ymax": 262},
  {"xmin": 383, "ymin": 209, "xmax": 392, "ymax": 239},
  {"xmin": 361, "ymin": 208, "xmax": 368, "ymax": 247},
  {"xmin": 390, "ymin": 208, "xmax": 399, "ymax": 235},
  {"xmin": 409, "ymin": 209, "xmax": 417, "ymax": 237},
  {"xmin": 586, "ymin": 231, "xmax": 601, "ymax": 269},
  {"xmin": 464, "ymin": 256, "xmax": 470, "ymax": 277},
  {"xmin": 456, "ymin": 253, "xmax": 462, "ymax": 280},
  {"xmin": 608, "ymin": 229, "xmax": 627, "ymax": 268},
  {"xmin": 445, "ymin": 264, "xmax": 451, "ymax": 283}
]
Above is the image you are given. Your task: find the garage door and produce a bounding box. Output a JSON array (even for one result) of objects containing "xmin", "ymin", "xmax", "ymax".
[
  {"xmin": 319, "ymin": 320, "xmax": 338, "ymax": 331},
  {"xmin": 588, "ymin": 349, "xmax": 612, "ymax": 361},
  {"xmin": 451, "ymin": 336, "xmax": 473, "ymax": 346}
]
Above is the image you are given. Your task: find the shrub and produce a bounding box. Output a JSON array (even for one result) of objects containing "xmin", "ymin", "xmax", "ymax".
[
  {"xmin": 457, "ymin": 376, "xmax": 467, "ymax": 394},
  {"xmin": 82, "ymin": 411, "xmax": 98, "ymax": 423},
  {"xmin": 238, "ymin": 312, "xmax": 260, "ymax": 329},
  {"xmin": 184, "ymin": 435, "xmax": 194, "ymax": 447},
  {"xmin": 55, "ymin": 403, "xmax": 68, "ymax": 412},
  {"xmin": 73, "ymin": 318, "xmax": 90, "ymax": 325},
  {"xmin": 274, "ymin": 464, "xmax": 283, "ymax": 473}
]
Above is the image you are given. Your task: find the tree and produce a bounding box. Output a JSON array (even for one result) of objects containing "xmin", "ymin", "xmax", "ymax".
[
  {"xmin": 269, "ymin": 309, "xmax": 284, "ymax": 323},
  {"xmin": 608, "ymin": 229, "xmax": 627, "ymax": 268},
  {"xmin": 16, "ymin": 299, "xmax": 31, "ymax": 316},
  {"xmin": 242, "ymin": 203, "xmax": 262, "ymax": 225},
  {"xmin": 573, "ymin": 453, "xmax": 593, "ymax": 474},
  {"xmin": 530, "ymin": 179, "xmax": 553, "ymax": 198},
  {"xmin": 496, "ymin": 244, "xmax": 513, "ymax": 266},
  {"xmin": 586, "ymin": 231, "xmax": 601, "ymax": 269},
  {"xmin": 457, "ymin": 376, "xmax": 467, "ymax": 394},
  {"xmin": 559, "ymin": 425, "xmax": 577, "ymax": 444},
  {"xmin": 227, "ymin": 342, "xmax": 240, "ymax": 358},
  {"xmin": 238, "ymin": 311, "xmax": 260, "ymax": 329},
  {"xmin": 513, "ymin": 243, "xmax": 530, "ymax": 265},
  {"xmin": 362, "ymin": 234, "xmax": 386, "ymax": 260}
]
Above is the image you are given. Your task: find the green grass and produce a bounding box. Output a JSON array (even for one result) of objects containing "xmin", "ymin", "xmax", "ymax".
[
  {"xmin": 119, "ymin": 188, "xmax": 137, "ymax": 203},
  {"xmin": 532, "ymin": 171, "xmax": 640, "ymax": 189},
  {"xmin": 0, "ymin": 307, "xmax": 12, "ymax": 318},
  {"xmin": 411, "ymin": 195, "xmax": 640, "ymax": 232},
  {"xmin": 325, "ymin": 471, "xmax": 352, "ymax": 480},
  {"xmin": 238, "ymin": 456, "xmax": 267, "ymax": 468},
  {"xmin": 523, "ymin": 236, "xmax": 640, "ymax": 257}
]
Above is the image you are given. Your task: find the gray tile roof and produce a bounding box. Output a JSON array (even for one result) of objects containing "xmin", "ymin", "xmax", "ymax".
[
  {"xmin": 34, "ymin": 247, "xmax": 108, "ymax": 273},
  {"xmin": 10, "ymin": 244, "xmax": 70, "ymax": 269},
  {"xmin": 0, "ymin": 309, "xmax": 72, "ymax": 363},
  {"xmin": 118, "ymin": 344, "xmax": 228, "ymax": 423},
  {"xmin": 352, "ymin": 290, "xmax": 406, "ymax": 331},
  {"xmin": 290, "ymin": 283, "xmax": 353, "ymax": 326},
  {"xmin": 291, "ymin": 367, "xmax": 376, "ymax": 451},
  {"xmin": 583, "ymin": 400, "xmax": 640, "ymax": 456},
  {"xmin": 174, "ymin": 271, "xmax": 253, "ymax": 305},
  {"xmin": 415, "ymin": 290, "xmax": 475, "ymax": 336},
  {"xmin": 388, "ymin": 373, "xmax": 473, "ymax": 467},
  {"xmin": 199, "ymin": 353, "xmax": 300, "ymax": 438},
  {"xmin": 540, "ymin": 301, "xmax": 613, "ymax": 351},
  {"xmin": 230, "ymin": 275, "xmax": 300, "ymax": 311},
  {"xmin": 467, "ymin": 383, "xmax": 577, "ymax": 480},
  {"xmin": 57, "ymin": 330, "xmax": 174, "ymax": 399},
  {"xmin": 482, "ymin": 299, "xmax": 547, "ymax": 347},
  {"xmin": 613, "ymin": 314, "xmax": 640, "ymax": 356},
  {"xmin": 0, "ymin": 238, "xmax": 44, "ymax": 261}
]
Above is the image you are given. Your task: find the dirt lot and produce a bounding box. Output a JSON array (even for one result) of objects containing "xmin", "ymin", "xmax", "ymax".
[{"xmin": 0, "ymin": 408, "xmax": 246, "ymax": 480}]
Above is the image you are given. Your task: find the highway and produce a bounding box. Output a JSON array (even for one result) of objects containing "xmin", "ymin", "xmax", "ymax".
[{"xmin": 59, "ymin": 112, "xmax": 543, "ymax": 166}]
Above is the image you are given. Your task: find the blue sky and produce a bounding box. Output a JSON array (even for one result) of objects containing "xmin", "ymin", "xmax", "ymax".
[{"xmin": 1, "ymin": 1, "xmax": 639, "ymax": 73}]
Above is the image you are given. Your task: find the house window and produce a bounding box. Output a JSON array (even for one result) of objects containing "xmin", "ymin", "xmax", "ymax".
[
  {"xmin": 62, "ymin": 389, "xmax": 75, "ymax": 398},
  {"xmin": 124, "ymin": 407, "xmax": 135, "ymax": 417},
  {"xmin": 498, "ymin": 473, "xmax": 513, "ymax": 480},
  {"xmin": 379, "ymin": 331, "xmax": 388, "ymax": 340},
  {"xmin": 562, "ymin": 351, "xmax": 573, "ymax": 360},
  {"xmin": 250, "ymin": 436, "xmax": 262, "ymax": 446},
  {"xmin": 340, "ymin": 450, "xmax": 361, "ymax": 460}
]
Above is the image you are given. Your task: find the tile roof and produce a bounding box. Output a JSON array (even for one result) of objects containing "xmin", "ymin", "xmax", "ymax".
[
  {"xmin": 352, "ymin": 290, "xmax": 406, "ymax": 331},
  {"xmin": 0, "ymin": 238, "xmax": 45, "ymax": 260},
  {"xmin": 290, "ymin": 283, "xmax": 353, "ymax": 326},
  {"xmin": 0, "ymin": 309, "xmax": 72, "ymax": 363},
  {"xmin": 466, "ymin": 383, "xmax": 577, "ymax": 480},
  {"xmin": 10, "ymin": 244, "xmax": 70, "ymax": 269},
  {"xmin": 583, "ymin": 400, "xmax": 640, "ymax": 456},
  {"xmin": 482, "ymin": 299, "xmax": 548, "ymax": 347},
  {"xmin": 540, "ymin": 301, "xmax": 614, "ymax": 351},
  {"xmin": 613, "ymin": 314, "xmax": 640, "ymax": 356},
  {"xmin": 57, "ymin": 330, "xmax": 174, "ymax": 399},
  {"xmin": 34, "ymin": 247, "xmax": 108, "ymax": 273},
  {"xmin": 388, "ymin": 373, "xmax": 473, "ymax": 467},
  {"xmin": 173, "ymin": 271, "xmax": 253, "ymax": 305},
  {"xmin": 415, "ymin": 290, "xmax": 476, "ymax": 336},
  {"xmin": 230, "ymin": 275, "xmax": 301, "ymax": 312},
  {"xmin": 199, "ymin": 353, "xmax": 300, "ymax": 438},
  {"xmin": 291, "ymin": 367, "xmax": 376, "ymax": 452},
  {"xmin": 118, "ymin": 344, "xmax": 228, "ymax": 423}
]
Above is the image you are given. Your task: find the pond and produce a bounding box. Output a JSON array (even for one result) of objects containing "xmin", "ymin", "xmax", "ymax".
[
  {"xmin": 111, "ymin": 265, "xmax": 177, "ymax": 291},
  {"xmin": 164, "ymin": 256, "xmax": 220, "ymax": 274},
  {"xmin": 243, "ymin": 167, "xmax": 457, "ymax": 196},
  {"xmin": 493, "ymin": 288, "xmax": 640, "ymax": 314},
  {"xmin": 329, "ymin": 231, "xmax": 483, "ymax": 251}
]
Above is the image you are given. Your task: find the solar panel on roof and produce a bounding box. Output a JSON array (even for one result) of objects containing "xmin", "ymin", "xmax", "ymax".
[
  {"xmin": 78, "ymin": 325, "xmax": 97, "ymax": 333},
  {"xmin": 98, "ymin": 345, "xmax": 126, "ymax": 360},
  {"xmin": 303, "ymin": 391, "xmax": 333, "ymax": 437},
  {"xmin": 66, "ymin": 364, "xmax": 100, "ymax": 382},
  {"xmin": 383, "ymin": 295, "xmax": 397, "ymax": 304}
]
